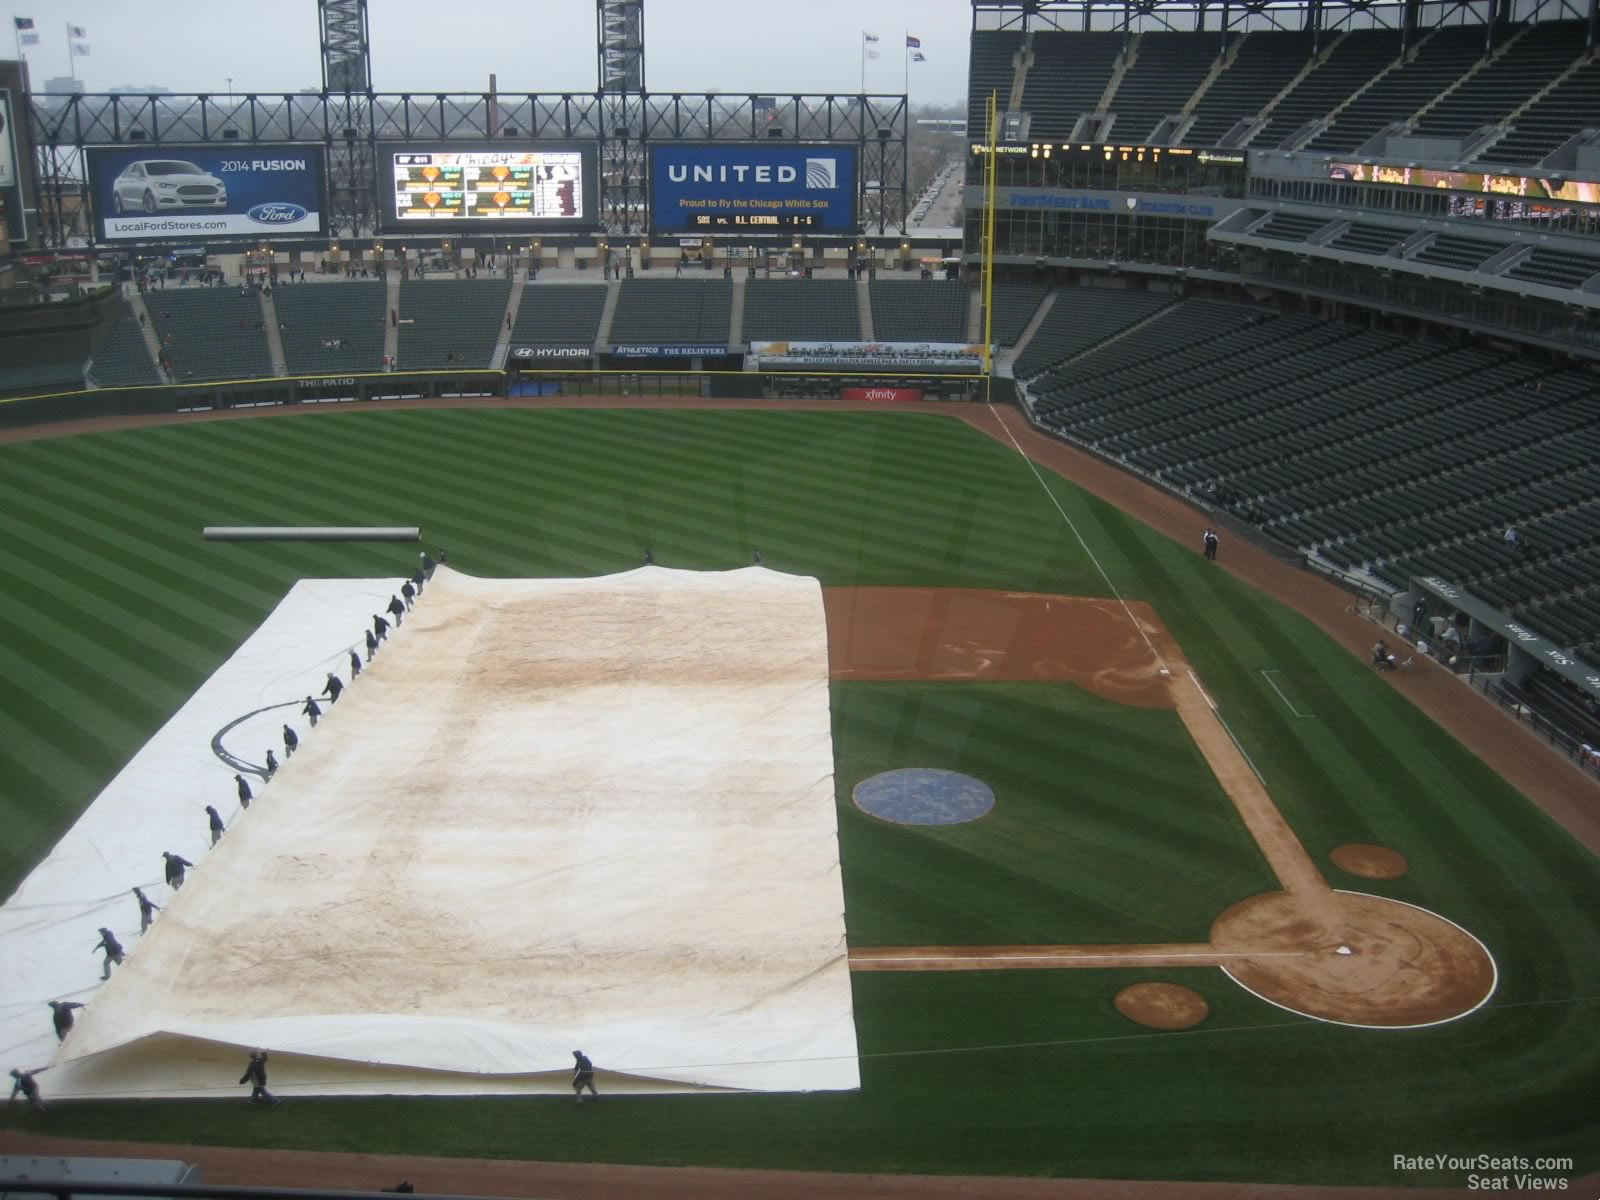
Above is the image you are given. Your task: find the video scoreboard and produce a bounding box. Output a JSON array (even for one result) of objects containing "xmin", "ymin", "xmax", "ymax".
[{"xmin": 386, "ymin": 148, "xmax": 591, "ymax": 225}]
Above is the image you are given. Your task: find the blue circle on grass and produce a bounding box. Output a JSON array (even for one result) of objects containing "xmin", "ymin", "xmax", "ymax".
[{"xmin": 853, "ymin": 769, "xmax": 995, "ymax": 826}]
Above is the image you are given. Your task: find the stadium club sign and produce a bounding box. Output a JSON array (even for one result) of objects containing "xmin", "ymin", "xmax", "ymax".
[
  {"xmin": 994, "ymin": 189, "xmax": 1233, "ymax": 220},
  {"xmin": 750, "ymin": 341, "xmax": 990, "ymax": 374}
]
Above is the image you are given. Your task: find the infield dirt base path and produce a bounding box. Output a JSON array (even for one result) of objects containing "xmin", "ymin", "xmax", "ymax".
[{"xmin": 829, "ymin": 588, "xmax": 1496, "ymax": 1028}]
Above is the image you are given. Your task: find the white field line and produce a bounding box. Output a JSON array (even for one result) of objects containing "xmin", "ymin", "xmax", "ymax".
[{"xmin": 1261, "ymin": 668, "xmax": 1312, "ymax": 718}]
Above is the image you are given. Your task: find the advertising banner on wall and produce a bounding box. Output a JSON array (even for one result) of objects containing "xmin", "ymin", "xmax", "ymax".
[
  {"xmin": 88, "ymin": 145, "xmax": 326, "ymax": 241},
  {"xmin": 651, "ymin": 143, "xmax": 859, "ymax": 233},
  {"xmin": 0, "ymin": 88, "xmax": 24, "ymax": 242},
  {"xmin": 751, "ymin": 341, "xmax": 988, "ymax": 373}
]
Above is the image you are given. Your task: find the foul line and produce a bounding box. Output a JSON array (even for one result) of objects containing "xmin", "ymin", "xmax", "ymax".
[
  {"xmin": 986, "ymin": 404, "xmax": 1172, "ymax": 676},
  {"xmin": 1261, "ymin": 669, "xmax": 1312, "ymax": 718}
]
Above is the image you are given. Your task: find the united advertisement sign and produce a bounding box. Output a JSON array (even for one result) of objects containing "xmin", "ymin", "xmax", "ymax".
[
  {"xmin": 88, "ymin": 145, "xmax": 326, "ymax": 241},
  {"xmin": 650, "ymin": 143, "xmax": 859, "ymax": 233}
]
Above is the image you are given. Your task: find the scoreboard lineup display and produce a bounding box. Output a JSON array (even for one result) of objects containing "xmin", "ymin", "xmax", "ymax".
[{"xmin": 390, "ymin": 150, "xmax": 584, "ymax": 221}]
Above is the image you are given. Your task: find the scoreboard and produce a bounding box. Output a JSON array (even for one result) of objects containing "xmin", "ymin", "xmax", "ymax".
[{"xmin": 384, "ymin": 147, "xmax": 593, "ymax": 227}]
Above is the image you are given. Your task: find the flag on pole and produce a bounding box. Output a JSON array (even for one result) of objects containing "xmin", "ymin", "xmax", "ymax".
[
  {"xmin": 19, "ymin": 31, "xmax": 38, "ymax": 43},
  {"xmin": 905, "ymin": 34, "xmax": 921, "ymax": 48},
  {"xmin": 68, "ymin": 23, "xmax": 87, "ymax": 36},
  {"xmin": 13, "ymin": 17, "xmax": 34, "ymax": 29},
  {"xmin": 862, "ymin": 31, "xmax": 879, "ymax": 42},
  {"xmin": 72, "ymin": 42, "xmax": 90, "ymax": 55},
  {"xmin": 912, "ymin": 51, "xmax": 927, "ymax": 62}
]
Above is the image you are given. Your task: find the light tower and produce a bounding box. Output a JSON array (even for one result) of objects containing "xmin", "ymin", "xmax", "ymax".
[
  {"xmin": 318, "ymin": 0, "xmax": 375, "ymax": 238},
  {"xmin": 597, "ymin": 0, "xmax": 646, "ymax": 234}
]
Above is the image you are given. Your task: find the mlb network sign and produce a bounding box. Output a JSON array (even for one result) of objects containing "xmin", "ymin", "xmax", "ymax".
[{"xmin": 650, "ymin": 143, "xmax": 859, "ymax": 233}]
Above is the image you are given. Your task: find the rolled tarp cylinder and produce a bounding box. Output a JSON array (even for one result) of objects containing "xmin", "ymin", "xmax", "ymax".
[{"xmin": 204, "ymin": 527, "xmax": 421, "ymax": 541}]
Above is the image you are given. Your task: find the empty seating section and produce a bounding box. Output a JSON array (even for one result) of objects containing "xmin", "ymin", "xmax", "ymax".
[
  {"xmin": 986, "ymin": 281, "xmax": 1051, "ymax": 346},
  {"xmin": 147, "ymin": 290, "xmax": 273, "ymax": 382},
  {"xmin": 1411, "ymin": 233, "xmax": 1499, "ymax": 271},
  {"xmin": 1181, "ymin": 32, "xmax": 1315, "ymax": 147},
  {"xmin": 1111, "ymin": 33, "xmax": 1219, "ymax": 143},
  {"xmin": 741, "ymin": 280, "xmax": 860, "ymax": 342},
  {"xmin": 87, "ymin": 304, "xmax": 159, "ymax": 386},
  {"xmin": 869, "ymin": 281, "xmax": 968, "ymax": 342},
  {"xmin": 511, "ymin": 284, "xmax": 607, "ymax": 345},
  {"xmin": 1014, "ymin": 288, "xmax": 1172, "ymax": 380},
  {"xmin": 1329, "ymin": 222, "xmax": 1410, "ymax": 255},
  {"xmin": 1487, "ymin": 56, "xmax": 1600, "ymax": 165},
  {"xmin": 0, "ymin": 328, "xmax": 85, "ymax": 394},
  {"xmin": 1256, "ymin": 211, "xmax": 1328, "ymax": 243},
  {"xmin": 397, "ymin": 280, "xmax": 512, "ymax": 369},
  {"xmin": 1306, "ymin": 26, "xmax": 1489, "ymax": 153},
  {"xmin": 0, "ymin": 362, "xmax": 83, "ymax": 394},
  {"xmin": 1021, "ymin": 32, "xmax": 1125, "ymax": 139},
  {"xmin": 968, "ymin": 32, "xmax": 1022, "ymax": 138},
  {"xmin": 274, "ymin": 283, "xmax": 386, "ymax": 375},
  {"xmin": 1251, "ymin": 29, "xmax": 1402, "ymax": 149},
  {"xmin": 1414, "ymin": 22, "xmax": 1587, "ymax": 138},
  {"xmin": 1503, "ymin": 249, "xmax": 1600, "ymax": 290},
  {"xmin": 1026, "ymin": 300, "xmax": 1600, "ymax": 647},
  {"xmin": 609, "ymin": 280, "xmax": 733, "ymax": 344}
]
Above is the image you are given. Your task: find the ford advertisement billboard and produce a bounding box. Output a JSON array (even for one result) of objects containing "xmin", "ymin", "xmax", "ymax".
[
  {"xmin": 88, "ymin": 145, "xmax": 326, "ymax": 241},
  {"xmin": 650, "ymin": 143, "xmax": 858, "ymax": 233}
]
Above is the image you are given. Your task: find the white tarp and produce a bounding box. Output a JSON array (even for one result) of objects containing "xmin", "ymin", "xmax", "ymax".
[{"xmin": 1, "ymin": 567, "xmax": 857, "ymax": 1098}]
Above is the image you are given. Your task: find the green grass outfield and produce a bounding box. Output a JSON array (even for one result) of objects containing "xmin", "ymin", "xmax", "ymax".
[{"xmin": 2, "ymin": 406, "xmax": 1598, "ymax": 1186}]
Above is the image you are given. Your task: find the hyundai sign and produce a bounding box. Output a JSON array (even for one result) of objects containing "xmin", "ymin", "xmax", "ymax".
[
  {"xmin": 650, "ymin": 143, "xmax": 858, "ymax": 233},
  {"xmin": 88, "ymin": 145, "xmax": 326, "ymax": 241}
]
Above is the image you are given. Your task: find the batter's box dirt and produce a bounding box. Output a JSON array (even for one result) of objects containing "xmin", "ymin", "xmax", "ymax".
[{"xmin": 831, "ymin": 587, "xmax": 1497, "ymax": 1030}]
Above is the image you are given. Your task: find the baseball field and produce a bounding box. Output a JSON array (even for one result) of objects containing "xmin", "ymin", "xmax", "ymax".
[{"xmin": 1, "ymin": 401, "xmax": 1598, "ymax": 1189}]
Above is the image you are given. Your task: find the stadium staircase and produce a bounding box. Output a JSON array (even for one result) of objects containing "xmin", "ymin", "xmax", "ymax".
[
  {"xmin": 259, "ymin": 290, "xmax": 288, "ymax": 377},
  {"xmin": 383, "ymin": 274, "xmax": 400, "ymax": 366},
  {"xmin": 728, "ymin": 274, "xmax": 746, "ymax": 347},
  {"xmin": 491, "ymin": 268, "xmax": 529, "ymax": 368},
  {"xmin": 124, "ymin": 291, "xmax": 166, "ymax": 378},
  {"xmin": 856, "ymin": 277, "xmax": 873, "ymax": 339},
  {"xmin": 87, "ymin": 300, "xmax": 162, "ymax": 387},
  {"xmin": 596, "ymin": 280, "xmax": 621, "ymax": 346},
  {"xmin": 995, "ymin": 289, "xmax": 1057, "ymax": 377}
]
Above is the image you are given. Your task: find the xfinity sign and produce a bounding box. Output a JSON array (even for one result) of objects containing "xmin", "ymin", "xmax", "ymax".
[{"xmin": 651, "ymin": 143, "xmax": 858, "ymax": 233}]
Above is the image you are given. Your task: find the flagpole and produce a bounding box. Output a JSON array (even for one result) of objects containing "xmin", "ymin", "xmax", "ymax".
[
  {"xmin": 860, "ymin": 32, "xmax": 865, "ymax": 95},
  {"xmin": 65, "ymin": 22, "xmax": 77, "ymax": 85},
  {"xmin": 904, "ymin": 32, "xmax": 910, "ymax": 98}
]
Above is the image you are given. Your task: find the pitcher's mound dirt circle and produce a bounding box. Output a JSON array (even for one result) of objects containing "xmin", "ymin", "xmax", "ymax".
[
  {"xmin": 1330, "ymin": 843, "xmax": 1410, "ymax": 879},
  {"xmin": 1113, "ymin": 982, "xmax": 1209, "ymax": 1029},
  {"xmin": 1211, "ymin": 890, "xmax": 1495, "ymax": 1027}
]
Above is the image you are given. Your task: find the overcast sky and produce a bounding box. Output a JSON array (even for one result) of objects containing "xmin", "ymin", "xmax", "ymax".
[{"xmin": 15, "ymin": 0, "xmax": 973, "ymax": 105}]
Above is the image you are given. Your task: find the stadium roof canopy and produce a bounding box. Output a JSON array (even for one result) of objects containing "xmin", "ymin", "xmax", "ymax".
[{"xmin": 973, "ymin": 0, "xmax": 1596, "ymax": 35}]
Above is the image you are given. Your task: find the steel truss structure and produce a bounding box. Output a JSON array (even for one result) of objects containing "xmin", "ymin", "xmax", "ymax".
[
  {"xmin": 26, "ymin": 91, "xmax": 909, "ymax": 245},
  {"xmin": 319, "ymin": 0, "xmax": 375, "ymax": 239}
]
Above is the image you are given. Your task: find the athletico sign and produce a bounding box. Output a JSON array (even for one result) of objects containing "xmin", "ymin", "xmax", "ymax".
[
  {"xmin": 842, "ymin": 387, "xmax": 923, "ymax": 403},
  {"xmin": 608, "ymin": 344, "xmax": 729, "ymax": 358}
]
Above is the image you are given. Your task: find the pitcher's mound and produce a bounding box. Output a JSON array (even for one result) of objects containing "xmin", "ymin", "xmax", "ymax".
[
  {"xmin": 1114, "ymin": 982, "xmax": 1209, "ymax": 1029},
  {"xmin": 1212, "ymin": 890, "xmax": 1494, "ymax": 1027},
  {"xmin": 1330, "ymin": 844, "xmax": 1409, "ymax": 879}
]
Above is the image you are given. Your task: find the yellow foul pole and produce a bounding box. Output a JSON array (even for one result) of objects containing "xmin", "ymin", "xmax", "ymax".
[{"xmin": 981, "ymin": 90, "xmax": 999, "ymax": 382}]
